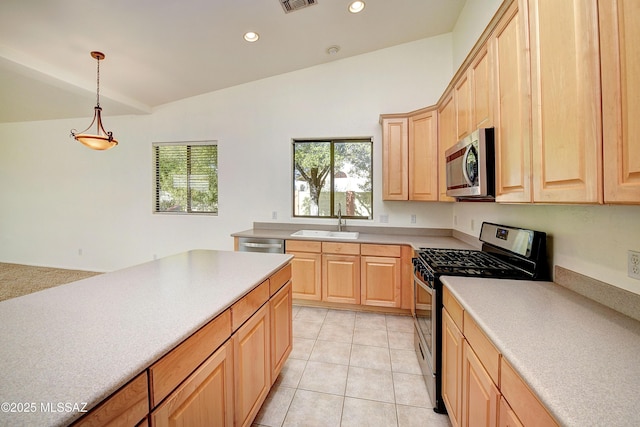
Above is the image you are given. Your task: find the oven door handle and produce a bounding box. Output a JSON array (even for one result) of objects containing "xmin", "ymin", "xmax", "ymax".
[{"xmin": 414, "ymin": 275, "xmax": 434, "ymax": 296}]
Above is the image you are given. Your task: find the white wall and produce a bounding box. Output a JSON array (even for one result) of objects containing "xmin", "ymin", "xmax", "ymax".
[
  {"xmin": 451, "ymin": 0, "xmax": 503, "ymax": 69},
  {"xmin": 448, "ymin": 0, "xmax": 640, "ymax": 294},
  {"xmin": 0, "ymin": 36, "xmax": 454, "ymax": 272}
]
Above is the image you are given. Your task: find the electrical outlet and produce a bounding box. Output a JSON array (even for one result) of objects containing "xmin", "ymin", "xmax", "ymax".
[
  {"xmin": 380, "ymin": 214, "xmax": 389, "ymax": 224},
  {"xmin": 470, "ymin": 219, "xmax": 475, "ymax": 231},
  {"xmin": 629, "ymin": 250, "xmax": 640, "ymax": 280},
  {"xmin": 272, "ymin": 211, "xmax": 278, "ymax": 220},
  {"xmin": 410, "ymin": 214, "xmax": 416, "ymax": 224},
  {"xmin": 78, "ymin": 248, "xmax": 83, "ymax": 256}
]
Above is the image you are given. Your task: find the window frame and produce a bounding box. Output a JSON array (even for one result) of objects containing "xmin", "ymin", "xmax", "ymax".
[
  {"xmin": 292, "ymin": 137, "xmax": 373, "ymax": 220},
  {"xmin": 152, "ymin": 140, "xmax": 218, "ymax": 215}
]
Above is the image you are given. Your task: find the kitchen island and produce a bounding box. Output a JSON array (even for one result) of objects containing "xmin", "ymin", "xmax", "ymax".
[
  {"xmin": 442, "ymin": 275, "xmax": 640, "ymax": 426},
  {"xmin": 0, "ymin": 250, "xmax": 293, "ymax": 426}
]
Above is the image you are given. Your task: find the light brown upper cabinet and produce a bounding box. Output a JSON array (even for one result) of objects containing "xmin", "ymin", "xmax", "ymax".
[
  {"xmin": 380, "ymin": 107, "xmax": 438, "ymax": 201},
  {"xmin": 437, "ymin": 90, "xmax": 457, "ymax": 202},
  {"xmin": 455, "ymin": 73, "xmax": 472, "ymax": 140},
  {"xmin": 470, "ymin": 43, "xmax": 493, "ymax": 130},
  {"xmin": 529, "ymin": 0, "xmax": 603, "ymax": 203},
  {"xmin": 491, "ymin": 0, "xmax": 533, "ymax": 203},
  {"xmin": 381, "ymin": 116, "xmax": 409, "ymax": 200},
  {"xmin": 600, "ymin": 0, "xmax": 640, "ymax": 204}
]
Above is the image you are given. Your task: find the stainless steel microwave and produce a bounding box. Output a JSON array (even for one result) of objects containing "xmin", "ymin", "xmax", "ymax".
[{"xmin": 445, "ymin": 128, "xmax": 495, "ymax": 199}]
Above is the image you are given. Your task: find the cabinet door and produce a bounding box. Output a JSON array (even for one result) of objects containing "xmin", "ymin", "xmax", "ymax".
[
  {"xmin": 498, "ymin": 396, "xmax": 524, "ymax": 427},
  {"xmin": 381, "ymin": 117, "xmax": 409, "ymax": 200},
  {"xmin": 288, "ymin": 251, "xmax": 322, "ymax": 301},
  {"xmin": 455, "ymin": 73, "xmax": 472, "ymax": 140},
  {"xmin": 437, "ymin": 91, "xmax": 457, "ymax": 202},
  {"xmin": 442, "ymin": 309, "xmax": 463, "ymax": 427},
  {"xmin": 492, "ymin": 0, "xmax": 533, "ymax": 203},
  {"xmin": 152, "ymin": 342, "xmax": 233, "ymax": 427},
  {"xmin": 529, "ymin": 0, "xmax": 603, "ymax": 203},
  {"xmin": 409, "ymin": 110, "xmax": 439, "ymax": 201},
  {"xmin": 270, "ymin": 281, "xmax": 292, "ymax": 384},
  {"xmin": 234, "ymin": 304, "xmax": 271, "ymax": 427},
  {"xmin": 471, "ymin": 43, "xmax": 492, "ymax": 129},
  {"xmin": 600, "ymin": 0, "xmax": 640, "ymax": 204},
  {"xmin": 461, "ymin": 341, "xmax": 499, "ymax": 427},
  {"xmin": 361, "ymin": 256, "xmax": 401, "ymax": 308},
  {"xmin": 322, "ymin": 254, "xmax": 361, "ymax": 304}
]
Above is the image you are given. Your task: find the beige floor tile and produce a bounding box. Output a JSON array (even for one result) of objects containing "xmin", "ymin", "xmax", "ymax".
[
  {"xmin": 390, "ymin": 348, "xmax": 422, "ymax": 375},
  {"xmin": 353, "ymin": 327, "xmax": 389, "ymax": 347},
  {"xmin": 292, "ymin": 319, "xmax": 322, "ymax": 339},
  {"xmin": 282, "ymin": 389, "xmax": 344, "ymax": 427},
  {"xmin": 324, "ymin": 309, "xmax": 356, "ymax": 326},
  {"xmin": 295, "ymin": 306, "xmax": 328, "ymax": 323},
  {"xmin": 290, "ymin": 337, "xmax": 315, "ymax": 360},
  {"xmin": 355, "ymin": 311, "xmax": 387, "ymax": 329},
  {"xmin": 298, "ymin": 360, "xmax": 348, "ymax": 395},
  {"xmin": 309, "ymin": 339, "xmax": 352, "ymax": 365},
  {"xmin": 317, "ymin": 322, "xmax": 354, "ymax": 343},
  {"xmin": 388, "ymin": 330, "xmax": 414, "ymax": 350},
  {"xmin": 254, "ymin": 384, "xmax": 296, "ymax": 427},
  {"xmin": 393, "ymin": 372, "xmax": 431, "ymax": 408},
  {"xmin": 275, "ymin": 358, "xmax": 307, "ymax": 388},
  {"xmin": 385, "ymin": 314, "xmax": 415, "ymax": 333},
  {"xmin": 345, "ymin": 366, "xmax": 395, "ymax": 403},
  {"xmin": 396, "ymin": 404, "xmax": 451, "ymax": 427},
  {"xmin": 350, "ymin": 344, "xmax": 391, "ymax": 371},
  {"xmin": 341, "ymin": 397, "xmax": 398, "ymax": 427}
]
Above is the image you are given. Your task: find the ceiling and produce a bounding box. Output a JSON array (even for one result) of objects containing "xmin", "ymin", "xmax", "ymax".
[{"xmin": 0, "ymin": 0, "xmax": 465, "ymax": 124}]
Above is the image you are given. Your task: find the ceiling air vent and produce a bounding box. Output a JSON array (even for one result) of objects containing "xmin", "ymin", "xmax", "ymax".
[{"xmin": 279, "ymin": 0, "xmax": 317, "ymax": 13}]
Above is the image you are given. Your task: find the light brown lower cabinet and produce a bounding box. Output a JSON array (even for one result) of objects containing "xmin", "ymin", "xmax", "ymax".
[
  {"xmin": 234, "ymin": 303, "xmax": 271, "ymax": 427},
  {"xmin": 442, "ymin": 309, "xmax": 463, "ymax": 427},
  {"xmin": 151, "ymin": 341, "xmax": 234, "ymax": 427},
  {"xmin": 270, "ymin": 281, "xmax": 293, "ymax": 384},
  {"xmin": 322, "ymin": 253, "xmax": 361, "ymax": 304},
  {"xmin": 498, "ymin": 396, "xmax": 523, "ymax": 427},
  {"xmin": 461, "ymin": 340, "xmax": 499, "ymax": 427},
  {"xmin": 443, "ymin": 286, "xmax": 558, "ymax": 427},
  {"xmin": 287, "ymin": 240, "xmax": 322, "ymax": 301}
]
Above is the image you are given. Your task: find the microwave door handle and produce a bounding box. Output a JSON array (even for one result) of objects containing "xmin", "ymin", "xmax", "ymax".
[{"xmin": 462, "ymin": 144, "xmax": 474, "ymax": 187}]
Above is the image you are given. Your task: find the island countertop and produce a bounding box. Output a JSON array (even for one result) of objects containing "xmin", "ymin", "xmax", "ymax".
[
  {"xmin": 0, "ymin": 250, "xmax": 292, "ymax": 427},
  {"xmin": 441, "ymin": 276, "xmax": 640, "ymax": 427}
]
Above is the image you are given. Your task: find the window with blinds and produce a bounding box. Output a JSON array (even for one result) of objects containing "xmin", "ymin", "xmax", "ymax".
[{"xmin": 153, "ymin": 142, "xmax": 218, "ymax": 214}]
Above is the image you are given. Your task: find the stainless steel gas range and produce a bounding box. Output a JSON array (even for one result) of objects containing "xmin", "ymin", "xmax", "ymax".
[{"xmin": 412, "ymin": 222, "xmax": 548, "ymax": 414}]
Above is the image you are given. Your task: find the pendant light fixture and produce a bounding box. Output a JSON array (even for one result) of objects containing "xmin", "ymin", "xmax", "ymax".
[{"xmin": 70, "ymin": 51, "xmax": 118, "ymax": 150}]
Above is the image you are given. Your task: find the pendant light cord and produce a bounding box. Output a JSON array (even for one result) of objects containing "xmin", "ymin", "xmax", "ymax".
[{"xmin": 96, "ymin": 56, "xmax": 100, "ymax": 108}]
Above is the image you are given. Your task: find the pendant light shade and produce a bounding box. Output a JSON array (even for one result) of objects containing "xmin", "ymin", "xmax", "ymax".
[{"xmin": 70, "ymin": 51, "xmax": 118, "ymax": 150}]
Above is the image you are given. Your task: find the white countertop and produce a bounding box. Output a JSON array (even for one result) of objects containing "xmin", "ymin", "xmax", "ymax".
[
  {"xmin": 441, "ymin": 276, "xmax": 640, "ymax": 427},
  {"xmin": 232, "ymin": 227, "xmax": 477, "ymax": 251},
  {"xmin": 0, "ymin": 250, "xmax": 292, "ymax": 427}
]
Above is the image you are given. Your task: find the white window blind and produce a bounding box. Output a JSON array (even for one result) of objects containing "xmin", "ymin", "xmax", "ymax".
[{"xmin": 153, "ymin": 142, "xmax": 218, "ymax": 214}]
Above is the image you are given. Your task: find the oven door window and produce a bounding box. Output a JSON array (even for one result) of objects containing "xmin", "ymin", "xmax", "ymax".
[{"xmin": 415, "ymin": 279, "xmax": 433, "ymax": 358}]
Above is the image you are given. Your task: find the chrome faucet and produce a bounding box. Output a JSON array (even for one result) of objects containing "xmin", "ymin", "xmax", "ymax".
[{"xmin": 337, "ymin": 203, "xmax": 345, "ymax": 231}]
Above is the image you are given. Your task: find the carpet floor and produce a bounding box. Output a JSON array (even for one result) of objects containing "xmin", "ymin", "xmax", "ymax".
[{"xmin": 0, "ymin": 263, "xmax": 101, "ymax": 302}]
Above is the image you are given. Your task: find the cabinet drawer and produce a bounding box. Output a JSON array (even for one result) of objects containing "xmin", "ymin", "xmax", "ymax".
[
  {"xmin": 463, "ymin": 311, "xmax": 500, "ymax": 386},
  {"xmin": 361, "ymin": 244, "xmax": 401, "ymax": 257},
  {"xmin": 286, "ymin": 240, "xmax": 322, "ymax": 252},
  {"xmin": 73, "ymin": 372, "xmax": 148, "ymax": 427},
  {"xmin": 501, "ymin": 358, "xmax": 558, "ymax": 427},
  {"xmin": 322, "ymin": 242, "xmax": 360, "ymax": 255},
  {"xmin": 149, "ymin": 309, "xmax": 232, "ymax": 407},
  {"xmin": 232, "ymin": 280, "xmax": 270, "ymax": 331},
  {"xmin": 443, "ymin": 286, "xmax": 464, "ymax": 331},
  {"xmin": 269, "ymin": 263, "xmax": 292, "ymax": 296}
]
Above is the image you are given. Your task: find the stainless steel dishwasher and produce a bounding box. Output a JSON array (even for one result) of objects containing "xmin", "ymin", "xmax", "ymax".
[{"xmin": 237, "ymin": 237, "xmax": 285, "ymax": 253}]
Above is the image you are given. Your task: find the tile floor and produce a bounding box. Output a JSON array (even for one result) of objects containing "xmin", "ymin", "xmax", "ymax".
[{"xmin": 253, "ymin": 305, "xmax": 452, "ymax": 427}]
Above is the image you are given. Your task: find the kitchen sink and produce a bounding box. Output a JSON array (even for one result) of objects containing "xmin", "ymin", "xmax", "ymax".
[{"xmin": 290, "ymin": 230, "xmax": 359, "ymax": 240}]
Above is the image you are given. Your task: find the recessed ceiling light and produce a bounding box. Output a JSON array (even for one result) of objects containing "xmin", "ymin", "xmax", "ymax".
[
  {"xmin": 326, "ymin": 45, "xmax": 341, "ymax": 55},
  {"xmin": 243, "ymin": 31, "xmax": 260, "ymax": 42},
  {"xmin": 348, "ymin": 1, "xmax": 366, "ymax": 13}
]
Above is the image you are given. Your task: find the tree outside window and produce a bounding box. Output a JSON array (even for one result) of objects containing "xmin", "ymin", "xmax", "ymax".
[
  {"xmin": 293, "ymin": 138, "xmax": 372, "ymax": 218},
  {"xmin": 153, "ymin": 142, "xmax": 218, "ymax": 214}
]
